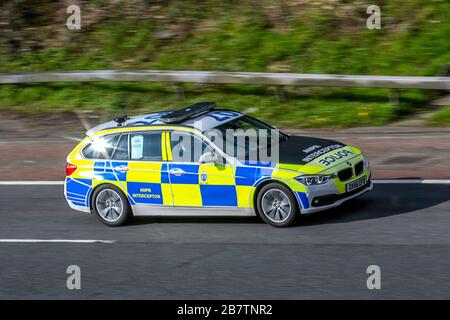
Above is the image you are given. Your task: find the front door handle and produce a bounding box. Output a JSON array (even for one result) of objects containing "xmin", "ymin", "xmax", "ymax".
[
  {"xmin": 169, "ymin": 168, "xmax": 185, "ymax": 176},
  {"xmin": 114, "ymin": 165, "xmax": 129, "ymax": 173}
]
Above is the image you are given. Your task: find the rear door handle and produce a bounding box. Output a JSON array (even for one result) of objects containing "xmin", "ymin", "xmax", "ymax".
[
  {"xmin": 169, "ymin": 168, "xmax": 185, "ymax": 176},
  {"xmin": 114, "ymin": 165, "xmax": 129, "ymax": 173}
]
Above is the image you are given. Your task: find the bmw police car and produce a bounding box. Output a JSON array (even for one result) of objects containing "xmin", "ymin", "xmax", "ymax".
[{"xmin": 64, "ymin": 102, "xmax": 372, "ymax": 227}]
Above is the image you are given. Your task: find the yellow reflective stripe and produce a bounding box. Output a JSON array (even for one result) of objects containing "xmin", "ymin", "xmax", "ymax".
[
  {"xmin": 126, "ymin": 162, "xmax": 162, "ymax": 183},
  {"xmin": 93, "ymin": 125, "xmax": 200, "ymax": 137},
  {"xmin": 236, "ymin": 186, "xmax": 253, "ymax": 208},
  {"xmin": 271, "ymin": 167, "xmax": 299, "ymax": 180},
  {"xmin": 92, "ymin": 180, "xmax": 128, "ymax": 195},
  {"xmin": 165, "ymin": 132, "xmax": 173, "ymax": 161},
  {"xmin": 198, "ymin": 164, "xmax": 235, "ymax": 185},
  {"xmin": 161, "ymin": 132, "xmax": 168, "ymax": 161},
  {"xmin": 161, "ymin": 183, "xmax": 173, "ymax": 205},
  {"xmin": 171, "ymin": 184, "xmax": 202, "ymax": 206},
  {"xmin": 68, "ymin": 159, "xmax": 95, "ymax": 179}
]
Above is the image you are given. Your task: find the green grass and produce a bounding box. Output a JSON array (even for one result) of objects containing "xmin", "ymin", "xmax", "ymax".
[
  {"xmin": 428, "ymin": 106, "xmax": 450, "ymax": 125},
  {"xmin": 0, "ymin": 0, "xmax": 448, "ymax": 127},
  {"xmin": 0, "ymin": 82, "xmax": 431, "ymax": 128}
]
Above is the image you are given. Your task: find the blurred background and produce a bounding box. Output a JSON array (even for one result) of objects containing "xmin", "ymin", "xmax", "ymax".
[
  {"xmin": 1, "ymin": 1, "xmax": 450, "ymax": 300},
  {"xmin": 0, "ymin": 0, "xmax": 448, "ymax": 128},
  {"xmin": 0, "ymin": 0, "xmax": 449, "ymax": 181}
]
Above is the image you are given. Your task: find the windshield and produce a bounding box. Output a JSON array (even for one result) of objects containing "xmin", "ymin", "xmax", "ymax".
[{"xmin": 205, "ymin": 115, "xmax": 288, "ymax": 161}]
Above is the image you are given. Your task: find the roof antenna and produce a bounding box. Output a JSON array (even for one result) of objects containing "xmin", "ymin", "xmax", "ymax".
[
  {"xmin": 113, "ymin": 95, "xmax": 129, "ymax": 126},
  {"xmin": 113, "ymin": 115, "xmax": 129, "ymax": 126}
]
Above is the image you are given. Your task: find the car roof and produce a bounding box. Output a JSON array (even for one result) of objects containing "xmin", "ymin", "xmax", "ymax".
[{"xmin": 86, "ymin": 108, "xmax": 244, "ymax": 136}]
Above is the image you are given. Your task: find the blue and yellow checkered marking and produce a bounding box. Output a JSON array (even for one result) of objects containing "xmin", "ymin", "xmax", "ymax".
[
  {"xmin": 168, "ymin": 163, "xmax": 199, "ymax": 184},
  {"xmin": 65, "ymin": 178, "xmax": 93, "ymax": 207},
  {"xmin": 128, "ymin": 182, "xmax": 163, "ymax": 204},
  {"xmin": 65, "ymin": 132, "xmax": 308, "ymax": 211},
  {"xmin": 235, "ymin": 162, "xmax": 275, "ymax": 186},
  {"xmin": 295, "ymin": 192, "xmax": 310, "ymax": 209},
  {"xmin": 65, "ymin": 126, "xmax": 370, "ymax": 215},
  {"xmin": 65, "ymin": 159, "xmax": 307, "ymax": 211},
  {"xmin": 200, "ymin": 185, "xmax": 238, "ymax": 206},
  {"xmin": 94, "ymin": 161, "xmax": 128, "ymax": 181}
]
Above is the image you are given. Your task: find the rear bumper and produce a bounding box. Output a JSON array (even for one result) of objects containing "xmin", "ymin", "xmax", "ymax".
[
  {"xmin": 64, "ymin": 179, "xmax": 91, "ymax": 213},
  {"xmin": 67, "ymin": 200, "xmax": 91, "ymax": 213},
  {"xmin": 300, "ymin": 179, "xmax": 373, "ymax": 214}
]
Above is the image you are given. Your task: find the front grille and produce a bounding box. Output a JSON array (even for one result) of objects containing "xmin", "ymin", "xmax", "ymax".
[
  {"xmin": 311, "ymin": 178, "xmax": 371, "ymax": 207},
  {"xmin": 337, "ymin": 167, "xmax": 353, "ymax": 181},
  {"xmin": 354, "ymin": 160, "xmax": 364, "ymax": 176}
]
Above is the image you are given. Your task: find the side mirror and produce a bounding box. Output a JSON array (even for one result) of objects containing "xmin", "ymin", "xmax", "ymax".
[{"xmin": 199, "ymin": 151, "xmax": 218, "ymax": 164}]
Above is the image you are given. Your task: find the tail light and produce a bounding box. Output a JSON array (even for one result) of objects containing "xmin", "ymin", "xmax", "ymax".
[{"xmin": 66, "ymin": 163, "xmax": 77, "ymax": 176}]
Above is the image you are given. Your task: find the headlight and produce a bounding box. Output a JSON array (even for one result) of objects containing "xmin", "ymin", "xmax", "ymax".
[
  {"xmin": 363, "ymin": 158, "xmax": 370, "ymax": 170},
  {"xmin": 295, "ymin": 174, "xmax": 335, "ymax": 186}
]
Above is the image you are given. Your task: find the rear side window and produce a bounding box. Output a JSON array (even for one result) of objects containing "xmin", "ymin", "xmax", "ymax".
[
  {"xmin": 130, "ymin": 132, "xmax": 162, "ymax": 161},
  {"xmin": 82, "ymin": 134, "xmax": 120, "ymax": 159}
]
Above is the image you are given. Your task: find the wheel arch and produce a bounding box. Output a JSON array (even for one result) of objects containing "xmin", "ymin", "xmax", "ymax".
[
  {"xmin": 89, "ymin": 182, "xmax": 131, "ymax": 212},
  {"xmin": 252, "ymin": 178, "xmax": 300, "ymax": 213}
]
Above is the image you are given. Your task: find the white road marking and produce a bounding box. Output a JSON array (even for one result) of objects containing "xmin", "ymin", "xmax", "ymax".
[
  {"xmin": 0, "ymin": 180, "xmax": 449, "ymax": 186},
  {"xmin": 329, "ymin": 136, "xmax": 450, "ymax": 140},
  {"xmin": 0, "ymin": 140, "xmax": 70, "ymax": 144},
  {"xmin": 0, "ymin": 181, "xmax": 64, "ymax": 185},
  {"xmin": 374, "ymin": 179, "xmax": 450, "ymax": 184},
  {"xmin": 57, "ymin": 135, "xmax": 83, "ymax": 142},
  {"xmin": 0, "ymin": 239, "xmax": 115, "ymax": 244}
]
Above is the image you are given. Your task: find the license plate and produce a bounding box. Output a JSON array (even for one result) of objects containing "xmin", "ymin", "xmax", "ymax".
[{"xmin": 346, "ymin": 176, "xmax": 366, "ymax": 192}]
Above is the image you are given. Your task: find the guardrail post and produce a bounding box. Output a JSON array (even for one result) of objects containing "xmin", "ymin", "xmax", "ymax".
[
  {"xmin": 274, "ymin": 86, "xmax": 286, "ymax": 101},
  {"xmin": 389, "ymin": 89, "xmax": 400, "ymax": 106},
  {"xmin": 175, "ymin": 83, "xmax": 186, "ymax": 99}
]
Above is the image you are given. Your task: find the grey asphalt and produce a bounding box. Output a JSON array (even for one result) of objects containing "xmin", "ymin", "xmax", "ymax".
[{"xmin": 0, "ymin": 183, "xmax": 450, "ymax": 299}]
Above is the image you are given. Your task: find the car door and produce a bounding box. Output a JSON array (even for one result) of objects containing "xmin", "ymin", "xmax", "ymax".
[
  {"xmin": 110, "ymin": 130, "xmax": 173, "ymax": 209},
  {"xmin": 167, "ymin": 130, "xmax": 237, "ymax": 208}
]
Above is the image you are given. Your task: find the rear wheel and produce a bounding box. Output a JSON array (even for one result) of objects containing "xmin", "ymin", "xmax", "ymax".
[
  {"xmin": 256, "ymin": 183, "xmax": 299, "ymax": 227},
  {"xmin": 92, "ymin": 184, "xmax": 131, "ymax": 226}
]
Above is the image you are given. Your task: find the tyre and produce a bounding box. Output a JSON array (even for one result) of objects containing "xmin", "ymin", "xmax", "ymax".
[
  {"xmin": 92, "ymin": 184, "xmax": 132, "ymax": 226},
  {"xmin": 256, "ymin": 182, "xmax": 299, "ymax": 227}
]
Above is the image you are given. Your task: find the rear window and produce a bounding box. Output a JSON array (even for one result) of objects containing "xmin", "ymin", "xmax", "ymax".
[
  {"xmin": 112, "ymin": 134, "xmax": 129, "ymax": 160},
  {"xmin": 81, "ymin": 135, "xmax": 120, "ymax": 159}
]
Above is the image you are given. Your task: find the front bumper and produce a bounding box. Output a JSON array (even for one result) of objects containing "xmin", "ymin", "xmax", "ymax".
[{"xmin": 299, "ymin": 176, "xmax": 373, "ymax": 214}]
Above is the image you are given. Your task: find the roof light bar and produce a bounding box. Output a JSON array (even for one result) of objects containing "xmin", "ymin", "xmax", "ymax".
[{"xmin": 160, "ymin": 102, "xmax": 216, "ymax": 124}]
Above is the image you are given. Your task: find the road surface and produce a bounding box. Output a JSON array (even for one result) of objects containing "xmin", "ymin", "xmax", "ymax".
[{"xmin": 0, "ymin": 182, "xmax": 449, "ymax": 299}]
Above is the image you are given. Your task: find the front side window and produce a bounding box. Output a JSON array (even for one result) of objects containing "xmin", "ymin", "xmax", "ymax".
[
  {"xmin": 82, "ymin": 134, "xmax": 120, "ymax": 159},
  {"xmin": 208, "ymin": 115, "xmax": 288, "ymax": 161},
  {"xmin": 130, "ymin": 131, "xmax": 162, "ymax": 161},
  {"xmin": 170, "ymin": 131, "xmax": 214, "ymax": 163}
]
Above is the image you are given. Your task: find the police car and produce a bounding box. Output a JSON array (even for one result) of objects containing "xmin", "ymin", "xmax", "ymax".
[{"xmin": 64, "ymin": 102, "xmax": 372, "ymax": 227}]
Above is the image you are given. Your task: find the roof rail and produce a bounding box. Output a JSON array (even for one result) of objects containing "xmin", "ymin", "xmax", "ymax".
[{"xmin": 160, "ymin": 102, "xmax": 216, "ymax": 124}]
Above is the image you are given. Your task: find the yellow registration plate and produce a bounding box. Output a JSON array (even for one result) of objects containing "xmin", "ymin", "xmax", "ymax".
[{"xmin": 346, "ymin": 176, "xmax": 366, "ymax": 192}]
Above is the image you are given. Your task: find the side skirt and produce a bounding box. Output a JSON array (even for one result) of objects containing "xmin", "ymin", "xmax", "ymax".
[{"xmin": 132, "ymin": 205, "xmax": 255, "ymax": 217}]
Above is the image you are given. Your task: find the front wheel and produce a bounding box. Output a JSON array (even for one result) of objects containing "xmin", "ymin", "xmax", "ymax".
[
  {"xmin": 256, "ymin": 183, "xmax": 299, "ymax": 227},
  {"xmin": 92, "ymin": 184, "xmax": 132, "ymax": 226}
]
